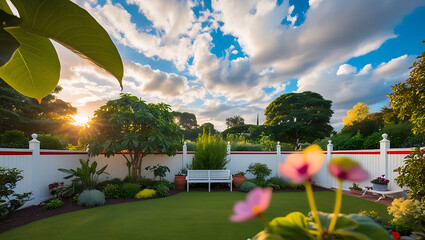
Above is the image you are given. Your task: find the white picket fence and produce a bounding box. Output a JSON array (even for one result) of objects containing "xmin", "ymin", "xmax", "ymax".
[{"xmin": 0, "ymin": 133, "xmax": 414, "ymax": 206}]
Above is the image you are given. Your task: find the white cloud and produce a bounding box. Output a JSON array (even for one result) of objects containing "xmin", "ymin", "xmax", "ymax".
[{"xmin": 337, "ymin": 64, "xmax": 357, "ymax": 76}]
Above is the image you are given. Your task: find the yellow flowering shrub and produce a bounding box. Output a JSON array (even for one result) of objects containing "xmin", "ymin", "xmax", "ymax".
[
  {"xmin": 388, "ymin": 198, "xmax": 425, "ymax": 226},
  {"xmin": 135, "ymin": 189, "xmax": 156, "ymax": 199}
]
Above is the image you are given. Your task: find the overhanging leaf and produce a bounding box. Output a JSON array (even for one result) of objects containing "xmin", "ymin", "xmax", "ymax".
[
  {"xmin": 0, "ymin": 0, "xmax": 12, "ymax": 15},
  {"xmin": 0, "ymin": 27, "xmax": 60, "ymax": 99},
  {"xmin": 11, "ymin": 0, "xmax": 123, "ymax": 86},
  {"xmin": 0, "ymin": 29, "xmax": 19, "ymax": 67}
]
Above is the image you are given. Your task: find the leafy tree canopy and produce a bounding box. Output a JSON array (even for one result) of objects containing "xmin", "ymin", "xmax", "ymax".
[
  {"xmin": 388, "ymin": 43, "xmax": 425, "ymax": 134},
  {"xmin": 84, "ymin": 94, "xmax": 183, "ymax": 180},
  {"xmin": 221, "ymin": 124, "xmax": 253, "ymax": 137},
  {"xmin": 342, "ymin": 102, "xmax": 369, "ymax": 126},
  {"xmin": 172, "ymin": 111, "xmax": 198, "ymax": 131},
  {"xmin": 226, "ymin": 115, "xmax": 245, "ymax": 128},
  {"xmin": 264, "ymin": 91, "xmax": 333, "ymax": 145}
]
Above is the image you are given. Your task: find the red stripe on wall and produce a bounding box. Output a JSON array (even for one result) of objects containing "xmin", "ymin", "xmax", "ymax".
[
  {"xmin": 331, "ymin": 151, "xmax": 380, "ymax": 155},
  {"xmin": 388, "ymin": 151, "xmax": 412, "ymax": 155},
  {"xmin": 40, "ymin": 152, "xmax": 88, "ymax": 155},
  {"xmin": 0, "ymin": 151, "xmax": 32, "ymax": 155}
]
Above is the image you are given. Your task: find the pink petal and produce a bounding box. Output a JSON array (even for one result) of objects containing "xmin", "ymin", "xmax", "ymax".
[
  {"xmin": 231, "ymin": 202, "xmax": 255, "ymax": 222},
  {"xmin": 246, "ymin": 187, "xmax": 263, "ymax": 206},
  {"xmin": 305, "ymin": 148, "xmax": 324, "ymax": 176},
  {"xmin": 346, "ymin": 165, "xmax": 369, "ymax": 182},
  {"xmin": 257, "ymin": 188, "xmax": 272, "ymax": 211}
]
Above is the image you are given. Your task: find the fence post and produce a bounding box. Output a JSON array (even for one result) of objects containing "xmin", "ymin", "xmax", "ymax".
[
  {"xmin": 226, "ymin": 141, "xmax": 231, "ymax": 163},
  {"xmin": 182, "ymin": 142, "xmax": 187, "ymax": 170},
  {"xmin": 276, "ymin": 142, "xmax": 281, "ymax": 177},
  {"xmin": 29, "ymin": 133, "xmax": 41, "ymax": 205},
  {"xmin": 380, "ymin": 133, "xmax": 390, "ymax": 178},
  {"xmin": 326, "ymin": 140, "xmax": 333, "ymax": 188}
]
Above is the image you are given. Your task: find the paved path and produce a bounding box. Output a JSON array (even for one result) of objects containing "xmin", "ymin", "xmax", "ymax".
[{"xmin": 341, "ymin": 190, "xmax": 393, "ymax": 206}]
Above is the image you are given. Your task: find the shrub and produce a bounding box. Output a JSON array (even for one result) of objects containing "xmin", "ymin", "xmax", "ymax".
[
  {"xmin": 0, "ymin": 130, "xmax": 29, "ymax": 148},
  {"xmin": 358, "ymin": 210, "xmax": 384, "ymax": 224},
  {"xmin": 0, "ymin": 167, "xmax": 32, "ymax": 218},
  {"xmin": 135, "ymin": 189, "xmax": 156, "ymax": 199},
  {"xmin": 58, "ymin": 159, "xmax": 108, "ymax": 190},
  {"xmin": 103, "ymin": 184, "xmax": 121, "ymax": 199},
  {"xmin": 394, "ymin": 148, "xmax": 425, "ymax": 201},
  {"xmin": 268, "ymin": 177, "xmax": 290, "ymax": 190},
  {"xmin": 240, "ymin": 181, "xmax": 257, "ymax": 193},
  {"xmin": 121, "ymin": 183, "xmax": 140, "ymax": 198},
  {"xmin": 145, "ymin": 164, "xmax": 170, "ymax": 180},
  {"xmin": 38, "ymin": 134, "xmax": 68, "ymax": 150},
  {"xmin": 246, "ymin": 163, "xmax": 272, "ymax": 181},
  {"xmin": 192, "ymin": 131, "xmax": 228, "ymax": 170},
  {"xmin": 154, "ymin": 183, "xmax": 169, "ymax": 197},
  {"xmin": 391, "ymin": 223, "xmax": 414, "ymax": 236},
  {"xmin": 138, "ymin": 177, "xmax": 157, "ymax": 189},
  {"xmin": 77, "ymin": 190, "xmax": 105, "ymax": 207},
  {"xmin": 388, "ymin": 198, "xmax": 424, "ymax": 234},
  {"xmin": 42, "ymin": 198, "xmax": 64, "ymax": 210}
]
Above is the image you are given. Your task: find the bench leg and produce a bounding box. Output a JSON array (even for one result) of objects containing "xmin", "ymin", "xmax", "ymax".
[
  {"xmin": 376, "ymin": 194, "xmax": 386, "ymax": 202},
  {"xmin": 187, "ymin": 182, "xmax": 189, "ymax": 192},
  {"xmin": 230, "ymin": 182, "xmax": 232, "ymax": 192},
  {"xmin": 208, "ymin": 183, "xmax": 211, "ymax": 192}
]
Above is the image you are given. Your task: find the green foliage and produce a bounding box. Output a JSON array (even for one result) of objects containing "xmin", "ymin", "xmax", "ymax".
[
  {"xmin": 145, "ymin": 164, "xmax": 170, "ymax": 180},
  {"xmin": 222, "ymin": 124, "xmax": 252, "ymax": 136},
  {"xmin": 267, "ymin": 177, "xmax": 291, "ymax": 190},
  {"xmin": 0, "ymin": 129, "xmax": 28, "ymax": 148},
  {"xmin": 0, "ymin": 167, "xmax": 32, "ymax": 218},
  {"xmin": 0, "ymin": 0, "xmax": 123, "ymax": 99},
  {"xmin": 85, "ymin": 93, "xmax": 182, "ymax": 180},
  {"xmin": 350, "ymin": 183, "xmax": 362, "ymax": 191},
  {"xmin": 391, "ymin": 223, "xmax": 414, "ymax": 236},
  {"xmin": 42, "ymin": 198, "xmax": 64, "ymax": 210},
  {"xmin": 77, "ymin": 189, "xmax": 105, "ymax": 207},
  {"xmin": 246, "ymin": 163, "xmax": 272, "ymax": 181},
  {"xmin": 330, "ymin": 133, "xmax": 364, "ymax": 150},
  {"xmin": 240, "ymin": 181, "xmax": 257, "ymax": 192},
  {"xmin": 225, "ymin": 115, "xmax": 245, "ymax": 128},
  {"xmin": 389, "ymin": 46, "xmax": 425, "ymax": 135},
  {"xmin": 254, "ymin": 212, "xmax": 391, "ymax": 240},
  {"xmin": 154, "ymin": 183, "xmax": 169, "ymax": 197},
  {"xmin": 38, "ymin": 134, "xmax": 68, "ymax": 150},
  {"xmin": 172, "ymin": 111, "xmax": 198, "ymax": 131},
  {"xmin": 103, "ymin": 184, "xmax": 121, "ymax": 199},
  {"xmin": 394, "ymin": 149, "xmax": 425, "ymax": 201},
  {"xmin": 388, "ymin": 198, "xmax": 425, "ymax": 232},
  {"xmin": 135, "ymin": 189, "xmax": 156, "ymax": 199},
  {"xmin": 121, "ymin": 183, "xmax": 140, "ymax": 198},
  {"xmin": 382, "ymin": 123, "xmax": 414, "ymax": 148},
  {"xmin": 192, "ymin": 131, "xmax": 228, "ymax": 170},
  {"xmin": 358, "ymin": 210, "xmax": 384, "ymax": 223},
  {"xmin": 264, "ymin": 91, "xmax": 333, "ymax": 145},
  {"xmin": 58, "ymin": 159, "xmax": 108, "ymax": 190}
]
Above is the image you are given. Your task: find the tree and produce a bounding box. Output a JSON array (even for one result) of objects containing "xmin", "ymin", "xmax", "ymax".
[
  {"xmin": 388, "ymin": 44, "xmax": 425, "ymax": 134},
  {"xmin": 226, "ymin": 115, "xmax": 245, "ymax": 128},
  {"xmin": 342, "ymin": 102, "xmax": 370, "ymax": 126},
  {"xmin": 264, "ymin": 91, "xmax": 333, "ymax": 145},
  {"xmin": 200, "ymin": 122, "xmax": 216, "ymax": 133},
  {"xmin": 172, "ymin": 111, "xmax": 198, "ymax": 130},
  {"xmin": 1, "ymin": 0, "xmax": 122, "ymax": 99},
  {"xmin": 84, "ymin": 94, "xmax": 182, "ymax": 180},
  {"xmin": 339, "ymin": 112, "xmax": 383, "ymax": 137}
]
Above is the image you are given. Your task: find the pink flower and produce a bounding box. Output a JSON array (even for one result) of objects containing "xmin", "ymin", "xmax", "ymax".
[
  {"xmin": 230, "ymin": 187, "xmax": 272, "ymax": 222},
  {"xmin": 328, "ymin": 157, "xmax": 369, "ymax": 182},
  {"xmin": 279, "ymin": 145, "xmax": 324, "ymax": 184}
]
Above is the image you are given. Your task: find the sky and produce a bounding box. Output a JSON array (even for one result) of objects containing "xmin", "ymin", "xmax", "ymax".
[{"xmin": 54, "ymin": 0, "xmax": 425, "ymax": 131}]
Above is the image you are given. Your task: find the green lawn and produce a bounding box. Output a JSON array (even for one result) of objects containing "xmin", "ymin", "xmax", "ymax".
[{"xmin": 1, "ymin": 192, "xmax": 390, "ymax": 240}]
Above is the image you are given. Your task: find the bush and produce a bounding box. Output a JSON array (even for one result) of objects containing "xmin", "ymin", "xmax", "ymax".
[
  {"xmin": 58, "ymin": 159, "xmax": 108, "ymax": 190},
  {"xmin": 240, "ymin": 181, "xmax": 257, "ymax": 192},
  {"xmin": 246, "ymin": 163, "xmax": 272, "ymax": 181},
  {"xmin": 137, "ymin": 177, "xmax": 157, "ymax": 189},
  {"xmin": 267, "ymin": 177, "xmax": 290, "ymax": 190},
  {"xmin": 358, "ymin": 210, "xmax": 384, "ymax": 224},
  {"xmin": 0, "ymin": 130, "xmax": 29, "ymax": 148},
  {"xmin": 231, "ymin": 143, "xmax": 263, "ymax": 151},
  {"xmin": 38, "ymin": 134, "xmax": 68, "ymax": 150},
  {"xmin": 154, "ymin": 183, "xmax": 169, "ymax": 197},
  {"xmin": 42, "ymin": 198, "xmax": 64, "ymax": 210},
  {"xmin": 394, "ymin": 149, "xmax": 425, "ymax": 201},
  {"xmin": 0, "ymin": 167, "xmax": 32, "ymax": 218},
  {"xmin": 135, "ymin": 189, "xmax": 156, "ymax": 199},
  {"xmin": 103, "ymin": 184, "xmax": 121, "ymax": 199},
  {"xmin": 388, "ymin": 198, "xmax": 424, "ymax": 234},
  {"xmin": 77, "ymin": 190, "xmax": 105, "ymax": 207},
  {"xmin": 121, "ymin": 183, "xmax": 140, "ymax": 198},
  {"xmin": 192, "ymin": 131, "xmax": 228, "ymax": 170},
  {"xmin": 145, "ymin": 164, "xmax": 170, "ymax": 180},
  {"xmin": 391, "ymin": 223, "xmax": 414, "ymax": 236}
]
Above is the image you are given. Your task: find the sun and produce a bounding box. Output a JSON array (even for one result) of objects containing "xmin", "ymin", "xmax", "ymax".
[{"xmin": 72, "ymin": 115, "xmax": 90, "ymax": 126}]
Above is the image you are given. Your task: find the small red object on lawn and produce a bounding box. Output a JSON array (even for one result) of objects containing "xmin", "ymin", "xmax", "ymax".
[{"xmin": 392, "ymin": 231, "xmax": 400, "ymax": 240}]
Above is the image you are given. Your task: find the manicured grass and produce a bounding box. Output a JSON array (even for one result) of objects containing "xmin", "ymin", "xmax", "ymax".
[{"xmin": 1, "ymin": 192, "xmax": 390, "ymax": 240}]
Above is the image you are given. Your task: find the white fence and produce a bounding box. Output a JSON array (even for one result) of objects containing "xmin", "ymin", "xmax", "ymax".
[{"xmin": 0, "ymin": 134, "xmax": 414, "ymax": 206}]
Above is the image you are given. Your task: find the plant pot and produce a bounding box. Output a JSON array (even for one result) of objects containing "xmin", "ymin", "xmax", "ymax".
[
  {"xmin": 174, "ymin": 176, "xmax": 187, "ymax": 190},
  {"xmin": 349, "ymin": 189, "xmax": 363, "ymax": 195},
  {"xmin": 233, "ymin": 175, "xmax": 245, "ymax": 188},
  {"xmin": 372, "ymin": 183, "xmax": 387, "ymax": 191}
]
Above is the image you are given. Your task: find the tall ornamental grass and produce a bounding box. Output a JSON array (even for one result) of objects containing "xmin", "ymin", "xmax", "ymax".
[{"xmin": 192, "ymin": 131, "xmax": 228, "ymax": 169}]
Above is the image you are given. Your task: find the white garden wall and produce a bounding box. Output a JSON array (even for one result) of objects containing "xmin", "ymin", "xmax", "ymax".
[{"xmin": 0, "ymin": 134, "xmax": 415, "ymax": 206}]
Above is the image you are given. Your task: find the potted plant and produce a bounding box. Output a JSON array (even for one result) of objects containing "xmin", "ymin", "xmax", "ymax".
[
  {"xmin": 233, "ymin": 172, "xmax": 246, "ymax": 188},
  {"xmin": 174, "ymin": 168, "xmax": 187, "ymax": 190},
  {"xmin": 371, "ymin": 174, "xmax": 389, "ymax": 191},
  {"xmin": 349, "ymin": 183, "xmax": 363, "ymax": 195}
]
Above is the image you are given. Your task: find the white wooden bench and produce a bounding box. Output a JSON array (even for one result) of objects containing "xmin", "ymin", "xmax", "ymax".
[
  {"xmin": 361, "ymin": 188, "xmax": 405, "ymax": 202},
  {"xmin": 186, "ymin": 170, "xmax": 233, "ymax": 192}
]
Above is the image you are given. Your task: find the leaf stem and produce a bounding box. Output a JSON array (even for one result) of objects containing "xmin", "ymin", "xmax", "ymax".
[
  {"xmin": 328, "ymin": 180, "xmax": 342, "ymax": 233},
  {"xmin": 305, "ymin": 180, "xmax": 323, "ymax": 234}
]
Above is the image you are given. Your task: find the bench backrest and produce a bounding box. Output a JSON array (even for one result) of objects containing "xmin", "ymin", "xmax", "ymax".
[
  {"xmin": 209, "ymin": 170, "xmax": 230, "ymax": 180},
  {"xmin": 187, "ymin": 170, "xmax": 209, "ymax": 179},
  {"xmin": 187, "ymin": 170, "xmax": 230, "ymax": 180}
]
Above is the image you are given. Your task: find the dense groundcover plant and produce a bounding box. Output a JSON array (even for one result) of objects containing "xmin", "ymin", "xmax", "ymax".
[{"xmin": 231, "ymin": 145, "xmax": 391, "ymax": 239}]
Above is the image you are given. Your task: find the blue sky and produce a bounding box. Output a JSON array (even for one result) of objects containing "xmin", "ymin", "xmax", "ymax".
[{"xmin": 57, "ymin": 0, "xmax": 425, "ymax": 130}]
